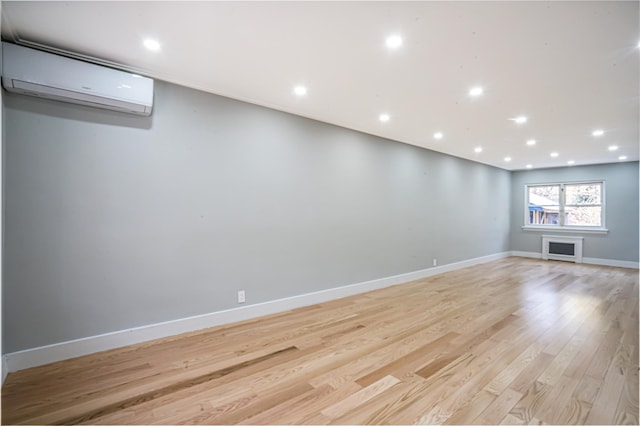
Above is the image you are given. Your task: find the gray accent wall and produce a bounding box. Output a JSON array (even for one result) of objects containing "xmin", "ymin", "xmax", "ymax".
[
  {"xmin": 3, "ymin": 81, "xmax": 511, "ymax": 353},
  {"xmin": 510, "ymin": 163, "xmax": 639, "ymax": 262},
  {"xmin": 1, "ymin": 36, "xmax": 5, "ymax": 372}
]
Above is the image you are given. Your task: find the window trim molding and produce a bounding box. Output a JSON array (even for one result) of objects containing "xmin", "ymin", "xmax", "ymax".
[
  {"xmin": 521, "ymin": 225, "xmax": 608, "ymax": 234},
  {"xmin": 524, "ymin": 180, "xmax": 606, "ymax": 231}
]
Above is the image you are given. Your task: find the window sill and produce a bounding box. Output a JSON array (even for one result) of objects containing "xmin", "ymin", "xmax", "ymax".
[{"xmin": 521, "ymin": 225, "xmax": 608, "ymax": 235}]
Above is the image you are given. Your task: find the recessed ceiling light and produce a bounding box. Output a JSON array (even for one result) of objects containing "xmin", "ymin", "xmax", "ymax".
[
  {"xmin": 143, "ymin": 39, "xmax": 161, "ymax": 51},
  {"xmin": 526, "ymin": 139, "xmax": 536, "ymax": 146},
  {"xmin": 567, "ymin": 160, "xmax": 575, "ymax": 165},
  {"xmin": 608, "ymin": 145, "xmax": 619, "ymax": 151},
  {"xmin": 433, "ymin": 132, "xmax": 444, "ymax": 140},
  {"xmin": 511, "ymin": 116, "xmax": 528, "ymax": 124},
  {"xmin": 504, "ymin": 156, "xmax": 512, "ymax": 162},
  {"xmin": 469, "ymin": 87, "xmax": 484, "ymax": 97},
  {"xmin": 379, "ymin": 113, "xmax": 390, "ymax": 122},
  {"xmin": 550, "ymin": 152, "xmax": 559, "ymax": 157},
  {"xmin": 293, "ymin": 85, "xmax": 307, "ymax": 96},
  {"xmin": 619, "ymin": 155, "xmax": 628, "ymax": 160},
  {"xmin": 474, "ymin": 147, "xmax": 483, "ymax": 153},
  {"xmin": 386, "ymin": 34, "xmax": 403, "ymax": 49},
  {"xmin": 592, "ymin": 129, "xmax": 604, "ymax": 137},
  {"xmin": 526, "ymin": 164, "xmax": 533, "ymax": 169}
]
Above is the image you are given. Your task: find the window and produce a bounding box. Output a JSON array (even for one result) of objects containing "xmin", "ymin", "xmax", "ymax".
[{"xmin": 525, "ymin": 181, "xmax": 605, "ymax": 231}]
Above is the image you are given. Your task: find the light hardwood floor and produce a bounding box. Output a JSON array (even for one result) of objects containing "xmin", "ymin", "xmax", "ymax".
[{"xmin": 2, "ymin": 257, "xmax": 638, "ymax": 425}]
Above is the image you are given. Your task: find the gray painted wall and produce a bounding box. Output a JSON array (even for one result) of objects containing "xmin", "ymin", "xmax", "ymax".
[
  {"xmin": 510, "ymin": 163, "xmax": 639, "ymax": 262},
  {"xmin": 3, "ymin": 81, "xmax": 511, "ymax": 353},
  {"xmin": 1, "ymin": 34, "xmax": 5, "ymax": 374}
]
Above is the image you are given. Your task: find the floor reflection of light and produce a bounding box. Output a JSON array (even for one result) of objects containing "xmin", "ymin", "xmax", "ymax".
[
  {"xmin": 518, "ymin": 279, "xmax": 605, "ymax": 333},
  {"xmin": 519, "ymin": 282, "xmax": 561, "ymax": 331}
]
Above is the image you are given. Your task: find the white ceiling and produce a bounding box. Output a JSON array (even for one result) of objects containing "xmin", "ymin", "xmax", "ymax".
[{"xmin": 2, "ymin": 1, "xmax": 638, "ymax": 171}]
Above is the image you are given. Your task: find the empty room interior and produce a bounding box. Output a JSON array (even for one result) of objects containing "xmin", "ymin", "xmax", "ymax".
[{"xmin": 1, "ymin": 1, "xmax": 639, "ymax": 425}]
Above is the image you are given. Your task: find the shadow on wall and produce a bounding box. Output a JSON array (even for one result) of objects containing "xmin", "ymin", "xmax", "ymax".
[{"xmin": 3, "ymin": 90, "xmax": 153, "ymax": 130}]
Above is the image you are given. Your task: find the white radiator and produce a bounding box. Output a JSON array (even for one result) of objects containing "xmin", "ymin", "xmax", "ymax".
[{"xmin": 542, "ymin": 235, "xmax": 583, "ymax": 263}]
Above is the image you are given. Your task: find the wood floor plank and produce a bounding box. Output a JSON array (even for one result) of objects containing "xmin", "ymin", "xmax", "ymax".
[
  {"xmin": 2, "ymin": 258, "xmax": 637, "ymax": 425},
  {"xmin": 321, "ymin": 375, "xmax": 399, "ymax": 419},
  {"xmin": 585, "ymin": 329, "xmax": 634, "ymax": 425},
  {"xmin": 507, "ymin": 381, "xmax": 553, "ymax": 425},
  {"xmin": 573, "ymin": 375, "xmax": 601, "ymax": 405},
  {"xmin": 444, "ymin": 390, "xmax": 497, "ymax": 425},
  {"xmin": 353, "ymin": 331, "xmax": 460, "ymax": 387},
  {"xmin": 533, "ymin": 375, "xmax": 580, "ymax": 424},
  {"xmin": 413, "ymin": 339, "xmax": 515, "ymax": 424},
  {"xmin": 485, "ymin": 343, "xmax": 544, "ymax": 395},
  {"xmin": 22, "ymin": 346, "xmax": 301, "ymax": 425},
  {"xmin": 556, "ymin": 398, "xmax": 592, "ymax": 425},
  {"xmin": 614, "ymin": 358, "xmax": 639, "ymax": 425},
  {"xmin": 192, "ymin": 380, "xmax": 314, "ymax": 424},
  {"xmin": 241, "ymin": 382, "xmax": 361, "ymax": 425},
  {"xmin": 381, "ymin": 335, "xmax": 524, "ymax": 425},
  {"xmin": 327, "ymin": 374, "xmax": 433, "ymax": 425},
  {"xmin": 501, "ymin": 413, "xmax": 526, "ymax": 425},
  {"xmin": 471, "ymin": 387, "xmax": 523, "ymax": 425}
]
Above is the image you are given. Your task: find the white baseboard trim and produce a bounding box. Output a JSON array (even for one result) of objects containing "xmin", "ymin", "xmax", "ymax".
[
  {"xmin": 2, "ymin": 355, "xmax": 8, "ymax": 384},
  {"xmin": 510, "ymin": 251, "xmax": 639, "ymax": 269},
  {"xmin": 511, "ymin": 251, "xmax": 542, "ymax": 259},
  {"xmin": 582, "ymin": 257, "xmax": 640, "ymax": 270},
  {"xmin": 3, "ymin": 251, "xmax": 510, "ymax": 374}
]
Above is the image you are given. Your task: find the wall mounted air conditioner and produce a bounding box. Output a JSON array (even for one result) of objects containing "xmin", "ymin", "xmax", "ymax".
[{"xmin": 1, "ymin": 42, "xmax": 153, "ymax": 116}]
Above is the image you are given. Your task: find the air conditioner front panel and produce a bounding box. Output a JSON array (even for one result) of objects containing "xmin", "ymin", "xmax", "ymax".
[
  {"xmin": 7, "ymin": 79, "xmax": 151, "ymax": 114},
  {"xmin": 2, "ymin": 42, "xmax": 153, "ymax": 116}
]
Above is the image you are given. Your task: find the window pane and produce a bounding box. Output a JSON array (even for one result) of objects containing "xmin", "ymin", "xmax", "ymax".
[
  {"xmin": 565, "ymin": 206, "xmax": 602, "ymax": 226},
  {"xmin": 529, "ymin": 186, "xmax": 560, "ymax": 203},
  {"xmin": 565, "ymin": 184, "xmax": 601, "ymax": 205},
  {"xmin": 528, "ymin": 186, "xmax": 560, "ymax": 225}
]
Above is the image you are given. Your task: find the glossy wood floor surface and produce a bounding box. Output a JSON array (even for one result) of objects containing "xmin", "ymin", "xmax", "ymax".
[{"xmin": 2, "ymin": 258, "xmax": 638, "ymax": 425}]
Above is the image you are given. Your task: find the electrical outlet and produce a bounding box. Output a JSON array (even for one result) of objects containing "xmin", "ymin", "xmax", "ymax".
[
  {"xmin": 237, "ymin": 290, "xmax": 246, "ymax": 304},
  {"xmin": 433, "ymin": 258, "xmax": 438, "ymax": 267}
]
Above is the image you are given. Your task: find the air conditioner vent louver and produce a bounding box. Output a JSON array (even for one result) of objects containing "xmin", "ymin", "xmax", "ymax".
[{"xmin": 542, "ymin": 235, "xmax": 583, "ymax": 263}]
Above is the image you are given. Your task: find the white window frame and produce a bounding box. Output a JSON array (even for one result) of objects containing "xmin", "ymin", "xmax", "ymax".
[{"xmin": 522, "ymin": 180, "xmax": 608, "ymax": 234}]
